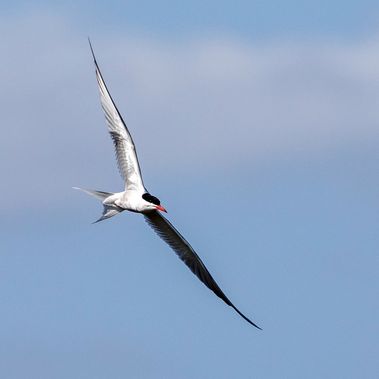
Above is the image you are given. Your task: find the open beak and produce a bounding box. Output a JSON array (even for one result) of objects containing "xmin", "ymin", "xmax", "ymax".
[{"xmin": 155, "ymin": 205, "xmax": 167, "ymax": 213}]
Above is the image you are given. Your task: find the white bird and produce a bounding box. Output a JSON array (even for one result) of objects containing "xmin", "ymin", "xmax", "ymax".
[{"xmin": 75, "ymin": 40, "xmax": 261, "ymax": 329}]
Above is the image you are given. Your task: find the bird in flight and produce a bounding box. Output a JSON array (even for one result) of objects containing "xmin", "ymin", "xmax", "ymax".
[{"xmin": 74, "ymin": 40, "xmax": 261, "ymax": 329}]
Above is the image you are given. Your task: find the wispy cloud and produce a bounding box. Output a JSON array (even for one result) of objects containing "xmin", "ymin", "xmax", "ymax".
[{"xmin": 1, "ymin": 11, "xmax": 378, "ymax": 209}]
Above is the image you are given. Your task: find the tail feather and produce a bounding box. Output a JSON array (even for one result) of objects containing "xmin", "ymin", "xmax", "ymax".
[
  {"xmin": 93, "ymin": 205, "xmax": 123, "ymax": 224},
  {"xmin": 73, "ymin": 187, "xmax": 123, "ymax": 223},
  {"xmin": 73, "ymin": 187, "xmax": 113, "ymax": 201}
]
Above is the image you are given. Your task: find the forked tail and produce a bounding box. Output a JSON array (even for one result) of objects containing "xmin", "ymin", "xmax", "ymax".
[{"xmin": 73, "ymin": 187, "xmax": 123, "ymax": 223}]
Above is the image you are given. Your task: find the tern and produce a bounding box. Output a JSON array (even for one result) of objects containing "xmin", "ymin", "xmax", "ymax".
[{"xmin": 75, "ymin": 40, "xmax": 261, "ymax": 329}]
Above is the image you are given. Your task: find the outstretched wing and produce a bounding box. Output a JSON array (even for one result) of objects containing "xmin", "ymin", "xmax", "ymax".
[
  {"xmin": 89, "ymin": 40, "xmax": 145, "ymax": 192},
  {"xmin": 144, "ymin": 211, "xmax": 261, "ymax": 329}
]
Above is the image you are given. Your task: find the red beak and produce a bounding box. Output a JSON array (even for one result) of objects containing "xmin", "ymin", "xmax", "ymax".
[{"xmin": 155, "ymin": 205, "xmax": 167, "ymax": 213}]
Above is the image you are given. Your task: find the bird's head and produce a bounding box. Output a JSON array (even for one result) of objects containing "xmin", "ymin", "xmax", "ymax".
[{"xmin": 142, "ymin": 193, "xmax": 167, "ymax": 213}]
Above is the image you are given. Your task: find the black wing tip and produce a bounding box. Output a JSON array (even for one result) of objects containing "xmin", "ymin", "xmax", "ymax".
[
  {"xmin": 241, "ymin": 316, "xmax": 262, "ymax": 330},
  {"xmin": 241, "ymin": 315, "xmax": 262, "ymax": 330},
  {"xmin": 87, "ymin": 37, "xmax": 98, "ymax": 65},
  {"xmin": 250, "ymin": 321, "xmax": 263, "ymax": 330},
  {"xmin": 231, "ymin": 304, "xmax": 262, "ymax": 330}
]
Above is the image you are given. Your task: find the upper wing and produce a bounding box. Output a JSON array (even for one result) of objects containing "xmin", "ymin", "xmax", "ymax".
[
  {"xmin": 144, "ymin": 211, "xmax": 261, "ymax": 329},
  {"xmin": 89, "ymin": 40, "xmax": 145, "ymax": 192}
]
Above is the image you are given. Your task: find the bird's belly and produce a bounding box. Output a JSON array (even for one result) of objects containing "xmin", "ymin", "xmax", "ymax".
[{"xmin": 114, "ymin": 191, "xmax": 144, "ymax": 213}]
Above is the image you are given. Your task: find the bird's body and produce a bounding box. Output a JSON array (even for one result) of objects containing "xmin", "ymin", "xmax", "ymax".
[
  {"xmin": 75, "ymin": 40, "xmax": 261, "ymax": 329},
  {"xmin": 109, "ymin": 190, "xmax": 148, "ymax": 213}
]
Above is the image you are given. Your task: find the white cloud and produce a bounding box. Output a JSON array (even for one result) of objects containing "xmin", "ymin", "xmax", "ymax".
[{"xmin": 1, "ymin": 11, "xmax": 378, "ymax": 209}]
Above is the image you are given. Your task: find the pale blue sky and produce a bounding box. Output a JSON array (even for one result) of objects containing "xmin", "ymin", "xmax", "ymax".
[
  {"xmin": 2, "ymin": 0, "xmax": 379, "ymax": 39},
  {"xmin": 0, "ymin": 1, "xmax": 378, "ymax": 378}
]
